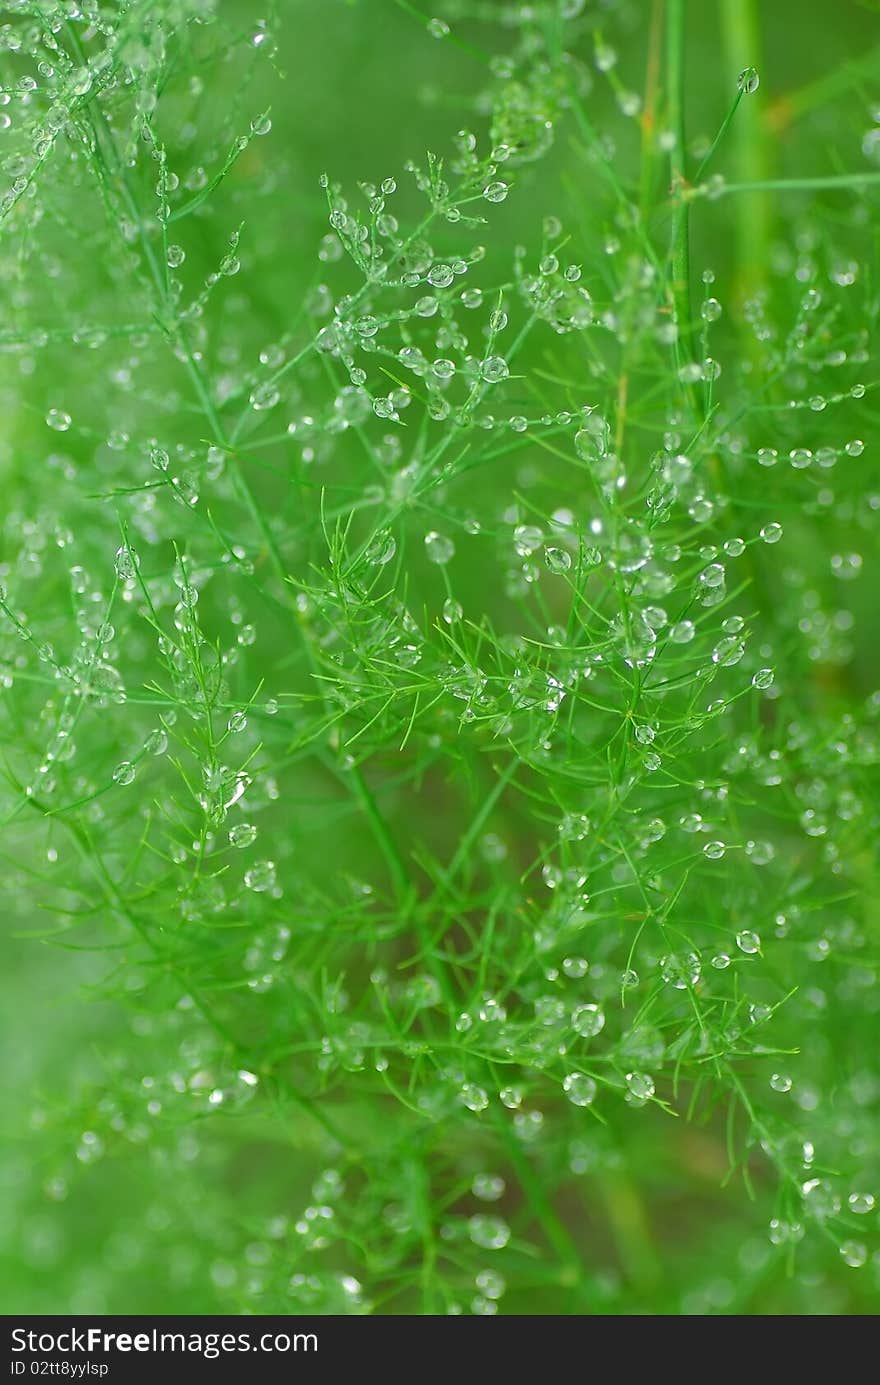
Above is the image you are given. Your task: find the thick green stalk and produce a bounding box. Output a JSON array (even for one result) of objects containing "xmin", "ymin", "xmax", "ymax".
[
  {"xmin": 638, "ymin": 0, "xmax": 666, "ymax": 223},
  {"xmin": 666, "ymin": 0, "xmax": 695, "ymax": 409},
  {"xmin": 716, "ymin": 172, "xmax": 880, "ymax": 194},
  {"xmin": 720, "ymin": 0, "xmax": 770, "ymax": 300}
]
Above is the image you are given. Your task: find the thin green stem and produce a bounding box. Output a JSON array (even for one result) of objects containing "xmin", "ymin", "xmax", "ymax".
[{"xmin": 693, "ymin": 88, "xmax": 744, "ymax": 184}]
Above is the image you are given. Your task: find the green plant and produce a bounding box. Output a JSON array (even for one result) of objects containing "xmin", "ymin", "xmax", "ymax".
[{"xmin": 2, "ymin": 0, "xmax": 878, "ymax": 1315}]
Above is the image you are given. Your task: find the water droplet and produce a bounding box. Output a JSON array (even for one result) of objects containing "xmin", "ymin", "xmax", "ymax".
[
  {"xmin": 544, "ymin": 546, "xmax": 572, "ymax": 573},
  {"xmin": 752, "ymin": 667, "xmax": 774, "ymax": 689},
  {"xmin": 475, "ymin": 1269, "xmax": 506, "ymax": 1301},
  {"xmin": 112, "ymin": 761, "xmax": 135, "ymax": 786},
  {"xmin": 244, "ymin": 860, "xmax": 277, "ymax": 892},
  {"xmin": 703, "ymin": 840, "xmax": 726, "ymax": 860},
  {"xmin": 660, "ymin": 952, "xmax": 701, "ymax": 988},
  {"xmin": 737, "ymin": 67, "xmax": 760, "ymax": 95},
  {"xmin": 76, "ymin": 1131, "xmax": 104, "ymax": 1164},
  {"xmin": 610, "ymin": 611, "xmax": 656, "ymax": 668},
  {"xmin": 563, "ymin": 1072, "xmax": 597, "ymax": 1106},
  {"xmin": 625, "ymin": 1071, "xmax": 655, "ymax": 1102},
  {"xmin": 572, "ymin": 1003, "xmax": 605, "ymax": 1037},
  {"xmin": 442, "ymin": 597, "xmax": 463, "ymax": 624},
  {"xmin": 114, "ymin": 545, "xmax": 139, "ymax": 580},
  {"xmin": 46, "ymin": 408, "xmax": 71, "ymax": 432},
  {"xmin": 498, "ymin": 1086, "xmax": 523, "ymax": 1109},
  {"xmin": 472, "ymin": 1173, "xmax": 505, "ymax": 1202},
  {"xmin": 250, "ymin": 382, "xmax": 281, "ymax": 412},
  {"xmin": 229, "ymin": 823, "xmax": 257, "ymax": 848},
  {"xmin": 559, "ymin": 812, "xmax": 590, "ymax": 841},
  {"xmin": 468, "ymin": 1215, "xmax": 510, "ymax": 1250},
  {"xmin": 454, "ymin": 288, "xmax": 481, "ymax": 312},
  {"xmin": 574, "ymin": 415, "xmax": 610, "ymax": 461},
  {"xmin": 699, "ymin": 562, "xmax": 725, "ymax": 589},
  {"xmin": 427, "ymin": 16, "xmax": 450, "ymax": 38},
  {"xmin": 459, "ymin": 1083, "xmax": 489, "ymax": 1112},
  {"xmin": 482, "ymin": 181, "xmax": 509, "ymax": 203},
  {"xmin": 311, "ymin": 1169, "xmax": 344, "ymax": 1203},
  {"xmin": 769, "ymin": 1073, "xmax": 792, "ymax": 1093},
  {"xmin": 427, "ymin": 263, "xmax": 454, "ymax": 288},
  {"xmin": 366, "ymin": 531, "xmax": 396, "ymax": 566},
  {"xmin": 559, "ymin": 959, "xmax": 586, "ymax": 983},
  {"xmin": 481, "ymin": 355, "xmax": 509, "ymax": 384},
  {"xmin": 425, "ymin": 531, "xmax": 455, "ymax": 565},
  {"xmin": 736, "ymin": 930, "xmax": 761, "ymax": 955},
  {"xmin": 769, "ymin": 1218, "xmax": 804, "ymax": 1246},
  {"xmin": 167, "ymin": 244, "xmax": 186, "ymax": 268},
  {"xmin": 801, "ymin": 1178, "xmax": 840, "ymax": 1219},
  {"xmin": 839, "ymin": 1241, "xmax": 868, "ymax": 1268},
  {"xmin": 478, "ymin": 994, "xmax": 506, "ymax": 1019},
  {"xmin": 513, "ymin": 524, "xmax": 543, "ymax": 556},
  {"xmin": 760, "ymin": 522, "xmax": 783, "ymax": 544},
  {"xmin": 848, "ymin": 1192, "xmax": 875, "ymax": 1215}
]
